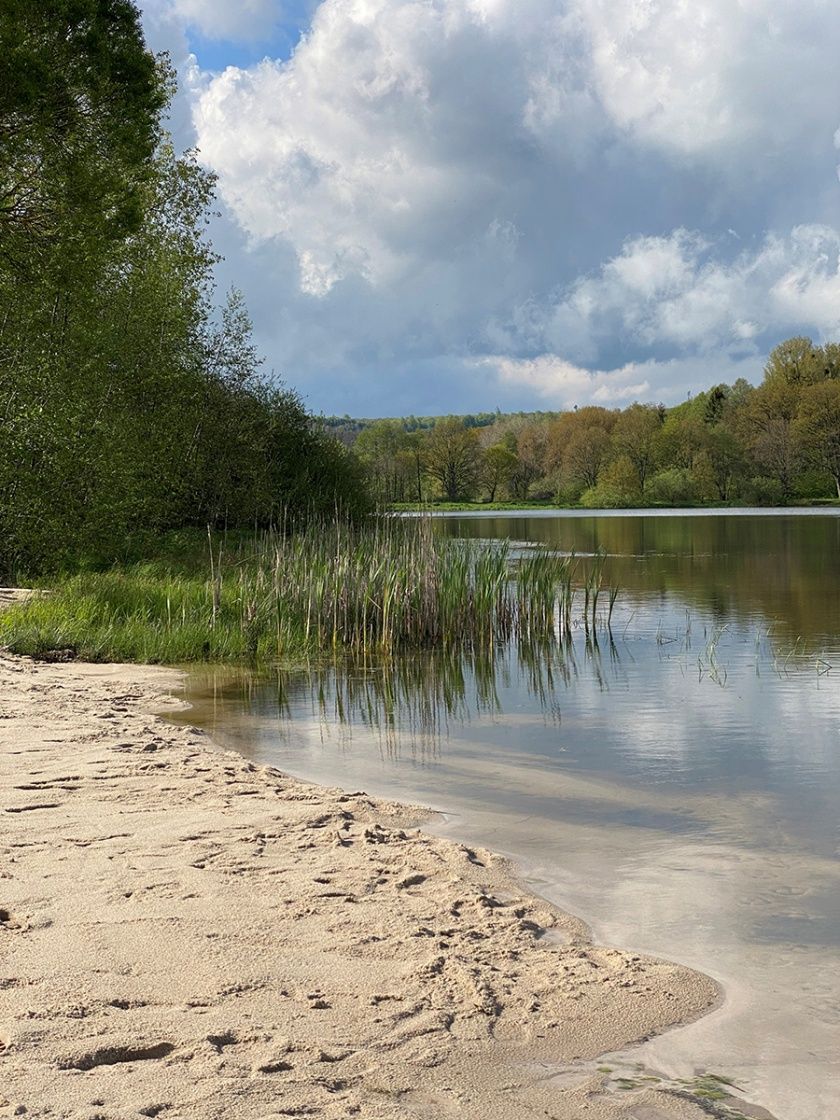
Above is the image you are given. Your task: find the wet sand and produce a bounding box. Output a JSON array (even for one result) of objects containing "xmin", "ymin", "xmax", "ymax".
[{"xmin": 0, "ymin": 651, "xmax": 745, "ymax": 1119}]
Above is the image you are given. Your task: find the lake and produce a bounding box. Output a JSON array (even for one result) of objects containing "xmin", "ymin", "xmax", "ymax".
[{"xmin": 178, "ymin": 509, "xmax": 840, "ymax": 1120}]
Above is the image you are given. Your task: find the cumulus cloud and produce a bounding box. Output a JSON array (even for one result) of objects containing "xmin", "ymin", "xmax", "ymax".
[
  {"xmin": 576, "ymin": 0, "xmax": 840, "ymax": 160},
  {"xmin": 191, "ymin": 0, "xmax": 572, "ymax": 293},
  {"xmin": 143, "ymin": 0, "xmax": 840, "ymax": 412},
  {"xmin": 481, "ymin": 352, "xmax": 765, "ymax": 409},
  {"xmin": 485, "ymin": 354, "xmax": 651, "ymax": 407},
  {"xmin": 540, "ymin": 225, "xmax": 840, "ymax": 360},
  {"xmin": 167, "ymin": 0, "xmax": 283, "ymax": 41}
]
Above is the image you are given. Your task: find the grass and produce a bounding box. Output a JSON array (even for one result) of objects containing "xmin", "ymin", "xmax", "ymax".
[
  {"xmin": 390, "ymin": 500, "xmax": 564, "ymax": 512},
  {"xmin": 0, "ymin": 518, "xmax": 618, "ymax": 664}
]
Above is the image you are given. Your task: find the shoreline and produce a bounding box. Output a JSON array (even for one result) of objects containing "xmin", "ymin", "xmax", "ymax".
[{"xmin": 1, "ymin": 652, "xmax": 763, "ymax": 1119}]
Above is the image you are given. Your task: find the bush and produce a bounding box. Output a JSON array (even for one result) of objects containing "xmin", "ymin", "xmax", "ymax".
[{"xmin": 646, "ymin": 467, "xmax": 699, "ymax": 506}]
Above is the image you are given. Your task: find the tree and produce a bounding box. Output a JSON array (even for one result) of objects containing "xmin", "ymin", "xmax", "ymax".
[
  {"xmin": 422, "ymin": 419, "xmax": 481, "ymax": 501},
  {"xmin": 794, "ymin": 381, "xmax": 840, "ymax": 497},
  {"xmin": 611, "ymin": 404, "xmax": 662, "ymax": 492},
  {"xmin": 562, "ymin": 427, "xmax": 611, "ymax": 492},
  {"xmin": 763, "ymin": 337, "xmax": 822, "ymax": 388},
  {"xmin": 0, "ymin": 3, "xmax": 371, "ymax": 574},
  {"xmin": 0, "ymin": 0, "xmax": 168, "ymax": 274},
  {"xmin": 355, "ymin": 420, "xmax": 416, "ymax": 502},
  {"xmin": 482, "ymin": 442, "xmax": 518, "ymax": 501},
  {"xmin": 702, "ymin": 427, "xmax": 745, "ymax": 502},
  {"xmin": 742, "ymin": 380, "xmax": 800, "ymax": 500},
  {"xmin": 507, "ymin": 421, "xmax": 549, "ymax": 500},
  {"xmin": 581, "ymin": 456, "xmax": 641, "ymax": 508},
  {"xmin": 655, "ymin": 412, "xmax": 707, "ymax": 471}
]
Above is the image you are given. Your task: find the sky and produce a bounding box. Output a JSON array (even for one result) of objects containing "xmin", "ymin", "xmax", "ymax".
[{"xmin": 139, "ymin": 0, "xmax": 840, "ymax": 418}]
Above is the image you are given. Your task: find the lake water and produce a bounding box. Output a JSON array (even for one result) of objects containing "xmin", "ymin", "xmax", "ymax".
[{"xmin": 178, "ymin": 510, "xmax": 840, "ymax": 1120}]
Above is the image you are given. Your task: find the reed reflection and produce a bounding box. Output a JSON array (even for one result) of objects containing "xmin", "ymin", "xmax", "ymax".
[
  {"xmin": 444, "ymin": 512, "xmax": 840, "ymax": 648},
  {"xmin": 227, "ymin": 630, "xmax": 633, "ymax": 761}
]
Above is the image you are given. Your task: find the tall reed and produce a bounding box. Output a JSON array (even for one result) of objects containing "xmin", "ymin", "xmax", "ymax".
[{"xmin": 0, "ymin": 518, "xmax": 619, "ymax": 663}]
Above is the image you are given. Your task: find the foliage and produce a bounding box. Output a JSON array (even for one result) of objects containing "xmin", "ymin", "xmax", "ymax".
[
  {"xmin": 793, "ymin": 380, "xmax": 840, "ymax": 497},
  {"xmin": 0, "ymin": 3, "xmax": 368, "ymax": 578},
  {"xmin": 422, "ymin": 418, "xmax": 482, "ymax": 501},
  {"xmin": 0, "ymin": 0, "xmax": 168, "ymax": 269},
  {"xmin": 344, "ymin": 336, "xmax": 840, "ymax": 510},
  {"xmin": 0, "ymin": 520, "xmax": 618, "ymax": 662}
]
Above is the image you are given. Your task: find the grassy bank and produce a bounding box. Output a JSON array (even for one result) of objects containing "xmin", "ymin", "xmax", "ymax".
[
  {"xmin": 393, "ymin": 499, "xmax": 840, "ymax": 513},
  {"xmin": 0, "ymin": 519, "xmax": 616, "ymax": 664},
  {"xmin": 391, "ymin": 500, "xmax": 565, "ymax": 512}
]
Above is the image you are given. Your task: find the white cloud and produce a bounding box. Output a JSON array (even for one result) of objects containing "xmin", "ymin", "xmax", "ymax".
[
  {"xmin": 146, "ymin": 0, "xmax": 840, "ymax": 412},
  {"xmin": 191, "ymin": 0, "xmax": 569, "ymax": 293},
  {"xmin": 485, "ymin": 353, "xmax": 764, "ymax": 409},
  {"xmin": 486, "ymin": 354, "xmax": 650, "ymax": 406},
  {"xmin": 576, "ymin": 0, "xmax": 840, "ymax": 160},
  {"xmin": 167, "ymin": 0, "xmax": 283, "ymax": 41},
  {"xmin": 541, "ymin": 225, "xmax": 840, "ymax": 361}
]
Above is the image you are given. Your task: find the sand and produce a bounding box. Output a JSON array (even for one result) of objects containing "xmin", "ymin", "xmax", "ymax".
[{"xmin": 0, "ymin": 650, "xmax": 730, "ymax": 1120}]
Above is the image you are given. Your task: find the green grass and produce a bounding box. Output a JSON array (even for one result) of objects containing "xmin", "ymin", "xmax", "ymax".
[
  {"xmin": 0, "ymin": 518, "xmax": 617, "ymax": 664},
  {"xmin": 390, "ymin": 500, "xmax": 566, "ymax": 512},
  {"xmin": 393, "ymin": 498, "xmax": 840, "ymax": 512}
]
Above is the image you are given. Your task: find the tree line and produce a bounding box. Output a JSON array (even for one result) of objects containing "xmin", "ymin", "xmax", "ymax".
[
  {"xmin": 0, "ymin": 0, "xmax": 366, "ymax": 577},
  {"xmin": 353, "ymin": 337, "xmax": 840, "ymax": 506}
]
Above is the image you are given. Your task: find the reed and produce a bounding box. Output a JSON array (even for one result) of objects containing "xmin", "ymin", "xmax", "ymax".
[{"xmin": 0, "ymin": 518, "xmax": 619, "ymax": 663}]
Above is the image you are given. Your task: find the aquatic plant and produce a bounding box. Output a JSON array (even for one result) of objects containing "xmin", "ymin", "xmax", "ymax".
[{"xmin": 0, "ymin": 517, "xmax": 619, "ymax": 663}]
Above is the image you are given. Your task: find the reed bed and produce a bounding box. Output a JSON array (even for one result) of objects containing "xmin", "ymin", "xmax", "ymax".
[{"xmin": 0, "ymin": 518, "xmax": 619, "ymax": 663}]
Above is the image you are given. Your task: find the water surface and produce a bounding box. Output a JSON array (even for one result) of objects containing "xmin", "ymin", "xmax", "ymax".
[{"xmin": 179, "ymin": 510, "xmax": 840, "ymax": 1120}]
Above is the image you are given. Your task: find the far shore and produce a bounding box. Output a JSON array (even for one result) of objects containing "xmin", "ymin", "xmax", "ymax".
[{"xmin": 0, "ymin": 650, "xmax": 770, "ymax": 1119}]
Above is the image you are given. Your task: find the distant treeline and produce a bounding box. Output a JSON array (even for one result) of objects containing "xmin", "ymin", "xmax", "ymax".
[
  {"xmin": 344, "ymin": 338, "xmax": 840, "ymax": 507},
  {"xmin": 323, "ymin": 410, "xmax": 556, "ymax": 442},
  {"xmin": 0, "ymin": 1, "xmax": 366, "ymax": 578}
]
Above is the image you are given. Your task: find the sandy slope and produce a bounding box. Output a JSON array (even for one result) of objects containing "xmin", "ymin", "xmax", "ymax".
[{"xmin": 0, "ymin": 652, "xmax": 725, "ymax": 1119}]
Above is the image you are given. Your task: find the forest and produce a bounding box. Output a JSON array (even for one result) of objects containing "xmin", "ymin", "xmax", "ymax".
[
  {"xmin": 0, "ymin": 0, "xmax": 366, "ymax": 579},
  {"xmin": 346, "ymin": 339, "xmax": 840, "ymax": 507}
]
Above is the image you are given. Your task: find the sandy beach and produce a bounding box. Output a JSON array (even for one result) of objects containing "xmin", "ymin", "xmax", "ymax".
[{"xmin": 0, "ymin": 650, "xmax": 737, "ymax": 1119}]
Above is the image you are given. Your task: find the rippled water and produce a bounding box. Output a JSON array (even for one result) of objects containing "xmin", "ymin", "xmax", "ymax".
[{"xmin": 178, "ymin": 510, "xmax": 840, "ymax": 1120}]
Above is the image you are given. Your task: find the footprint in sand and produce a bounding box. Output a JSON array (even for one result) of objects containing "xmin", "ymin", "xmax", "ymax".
[
  {"xmin": 0, "ymin": 909, "xmax": 20, "ymax": 930},
  {"xmin": 58, "ymin": 1042, "xmax": 175, "ymax": 1070},
  {"xmin": 396, "ymin": 873, "xmax": 427, "ymax": 890}
]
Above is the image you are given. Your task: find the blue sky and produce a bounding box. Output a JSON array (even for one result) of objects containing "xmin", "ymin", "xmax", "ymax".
[{"xmin": 140, "ymin": 1, "xmax": 840, "ymax": 417}]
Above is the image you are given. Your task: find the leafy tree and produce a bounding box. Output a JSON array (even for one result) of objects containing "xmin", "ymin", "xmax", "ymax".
[
  {"xmin": 655, "ymin": 412, "xmax": 707, "ymax": 471},
  {"xmin": 0, "ymin": 0, "xmax": 168, "ymax": 273},
  {"xmin": 763, "ymin": 337, "xmax": 822, "ymax": 388},
  {"xmin": 355, "ymin": 420, "xmax": 417, "ymax": 502},
  {"xmin": 562, "ymin": 427, "xmax": 611, "ymax": 494},
  {"xmin": 742, "ymin": 380, "xmax": 800, "ymax": 501},
  {"xmin": 702, "ymin": 427, "xmax": 745, "ymax": 502},
  {"xmin": 582, "ymin": 457, "xmax": 641, "ymax": 508},
  {"xmin": 611, "ymin": 404, "xmax": 662, "ymax": 492},
  {"xmin": 482, "ymin": 442, "xmax": 518, "ymax": 501},
  {"xmin": 509, "ymin": 422, "xmax": 549, "ymax": 500},
  {"xmin": 0, "ymin": 3, "xmax": 370, "ymax": 575},
  {"xmin": 794, "ymin": 381, "xmax": 840, "ymax": 497},
  {"xmin": 422, "ymin": 418, "xmax": 481, "ymax": 501}
]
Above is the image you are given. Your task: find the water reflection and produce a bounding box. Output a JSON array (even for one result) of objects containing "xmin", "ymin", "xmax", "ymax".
[
  {"xmin": 444, "ymin": 510, "xmax": 840, "ymax": 647},
  {"xmin": 178, "ymin": 512, "xmax": 840, "ymax": 1120}
]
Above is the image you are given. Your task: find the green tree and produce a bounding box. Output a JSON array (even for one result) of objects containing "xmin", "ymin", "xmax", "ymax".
[
  {"xmin": 0, "ymin": 3, "xmax": 371, "ymax": 574},
  {"xmin": 561, "ymin": 427, "xmax": 611, "ymax": 494},
  {"xmin": 355, "ymin": 420, "xmax": 416, "ymax": 502},
  {"xmin": 611, "ymin": 404, "xmax": 662, "ymax": 492},
  {"xmin": 794, "ymin": 381, "xmax": 840, "ymax": 497},
  {"xmin": 763, "ymin": 337, "xmax": 822, "ymax": 388},
  {"xmin": 422, "ymin": 418, "xmax": 481, "ymax": 501},
  {"xmin": 482, "ymin": 442, "xmax": 518, "ymax": 501},
  {"xmin": 742, "ymin": 379, "xmax": 801, "ymax": 501},
  {"xmin": 702, "ymin": 427, "xmax": 745, "ymax": 502},
  {"xmin": 0, "ymin": 0, "xmax": 168, "ymax": 273}
]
